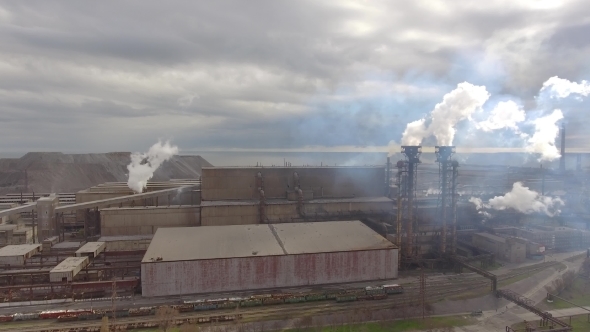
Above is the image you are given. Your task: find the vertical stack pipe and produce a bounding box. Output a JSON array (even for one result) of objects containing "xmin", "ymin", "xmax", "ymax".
[
  {"xmin": 435, "ymin": 146, "xmax": 455, "ymax": 255},
  {"xmin": 451, "ymin": 160, "xmax": 458, "ymax": 255},
  {"xmin": 400, "ymin": 146, "xmax": 421, "ymax": 260}
]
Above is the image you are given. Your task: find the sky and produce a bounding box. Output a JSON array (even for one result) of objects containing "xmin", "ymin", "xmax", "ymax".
[{"xmin": 1, "ymin": 0, "xmax": 590, "ymax": 155}]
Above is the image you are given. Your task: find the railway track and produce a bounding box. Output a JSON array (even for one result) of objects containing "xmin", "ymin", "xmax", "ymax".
[
  {"xmin": 11, "ymin": 278, "xmax": 494, "ymax": 332},
  {"xmin": 4, "ymin": 259, "xmax": 563, "ymax": 331}
]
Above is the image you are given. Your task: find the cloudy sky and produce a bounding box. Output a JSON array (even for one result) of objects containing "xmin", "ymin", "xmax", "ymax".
[{"xmin": 1, "ymin": 0, "xmax": 589, "ymax": 155}]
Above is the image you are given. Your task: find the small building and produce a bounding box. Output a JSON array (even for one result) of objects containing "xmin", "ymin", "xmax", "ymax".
[
  {"xmin": 75, "ymin": 242, "xmax": 106, "ymax": 258},
  {"xmin": 42, "ymin": 236, "xmax": 59, "ymax": 251},
  {"xmin": 472, "ymin": 233, "xmax": 526, "ymax": 263},
  {"xmin": 0, "ymin": 244, "xmax": 42, "ymax": 265},
  {"xmin": 50, "ymin": 256, "xmax": 89, "ymax": 282},
  {"xmin": 51, "ymin": 241, "xmax": 83, "ymax": 251},
  {"xmin": 142, "ymin": 220, "xmax": 398, "ymax": 297}
]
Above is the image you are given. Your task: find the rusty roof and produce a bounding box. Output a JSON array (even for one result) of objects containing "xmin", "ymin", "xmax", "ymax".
[{"xmin": 142, "ymin": 220, "xmax": 396, "ymax": 263}]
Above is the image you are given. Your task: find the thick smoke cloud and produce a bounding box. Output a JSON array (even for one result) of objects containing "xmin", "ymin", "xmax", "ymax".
[
  {"xmin": 127, "ymin": 140, "xmax": 179, "ymax": 193},
  {"xmin": 524, "ymin": 109, "xmax": 564, "ymax": 161},
  {"xmin": 476, "ymin": 100, "xmax": 526, "ymax": 133},
  {"xmin": 470, "ymin": 182, "xmax": 564, "ymax": 217},
  {"xmin": 393, "ymin": 76, "xmax": 587, "ymax": 162},
  {"xmin": 401, "ymin": 83, "xmax": 490, "ymax": 146}
]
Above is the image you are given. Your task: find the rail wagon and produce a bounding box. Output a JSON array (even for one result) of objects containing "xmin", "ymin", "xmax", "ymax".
[
  {"xmin": 217, "ymin": 301, "xmax": 239, "ymax": 309},
  {"xmin": 40, "ymin": 310, "xmax": 67, "ymax": 319},
  {"xmin": 383, "ymin": 284, "xmax": 404, "ymax": 294},
  {"xmin": 336, "ymin": 295, "xmax": 357, "ymax": 302},
  {"xmin": 57, "ymin": 314, "xmax": 79, "ymax": 322},
  {"xmin": 240, "ymin": 299, "xmax": 262, "ymax": 307},
  {"xmin": 0, "ymin": 315, "xmax": 12, "ymax": 322},
  {"xmin": 177, "ymin": 304, "xmax": 194, "ymax": 312},
  {"xmin": 194, "ymin": 303, "xmax": 217, "ymax": 311},
  {"xmin": 305, "ymin": 293, "xmax": 327, "ymax": 301},
  {"xmin": 79, "ymin": 313, "xmax": 103, "ymax": 320},
  {"xmin": 105, "ymin": 310, "xmax": 129, "ymax": 318},
  {"xmin": 263, "ymin": 297, "xmax": 284, "ymax": 305},
  {"xmin": 285, "ymin": 295, "xmax": 306, "ymax": 304},
  {"xmin": 365, "ymin": 286, "xmax": 385, "ymax": 295},
  {"xmin": 13, "ymin": 312, "xmax": 39, "ymax": 321}
]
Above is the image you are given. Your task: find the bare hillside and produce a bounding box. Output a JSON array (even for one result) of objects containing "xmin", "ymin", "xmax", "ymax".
[{"xmin": 0, "ymin": 152, "xmax": 212, "ymax": 194}]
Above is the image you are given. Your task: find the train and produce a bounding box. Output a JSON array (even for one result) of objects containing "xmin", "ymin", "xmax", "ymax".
[{"xmin": 0, "ymin": 283, "xmax": 403, "ymax": 324}]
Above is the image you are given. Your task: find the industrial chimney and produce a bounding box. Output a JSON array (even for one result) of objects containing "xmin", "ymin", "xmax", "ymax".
[{"xmin": 560, "ymin": 123, "xmax": 565, "ymax": 172}]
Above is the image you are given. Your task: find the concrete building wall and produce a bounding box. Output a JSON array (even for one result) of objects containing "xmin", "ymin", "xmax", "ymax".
[
  {"xmin": 200, "ymin": 204, "xmax": 258, "ymax": 226},
  {"xmin": 142, "ymin": 248, "xmax": 398, "ymax": 297},
  {"xmin": 201, "ymin": 167, "xmax": 385, "ymax": 201},
  {"xmin": 472, "ymin": 233, "xmax": 526, "ymax": 263},
  {"xmin": 75, "ymin": 190, "xmax": 200, "ymax": 221},
  {"xmin": 100, "ymin": 206, "xmax": 200, "ymax": 236},
  {"xmin": 201, "ymin": 198, "xmax": 392, "ymax": 226},
  {"xmin": 102, "ymin": 238, "xmax": 152, "ymax": 251}
]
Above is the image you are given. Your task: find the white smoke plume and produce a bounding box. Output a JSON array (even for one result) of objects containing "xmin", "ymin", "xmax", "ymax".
[
  {"xmin": 541, "ymin": 76, "xmax": 590, "ymax": 99},
  {"xmin": 401, "ymin": 82, "xmax": 490, "ymax": 146},
  {"xmin": 525, "ymin": 109, "xmax": 563, "ymax": 161},
  {"xmin": 127, "ymin": 140, "xmax": 179, "ymax": 193},
  {"xmin": 476, "ymin": 100, "xmax": 526, "ymax": 133},
  {"xmin": 469, "ymin": 182, "xmax": 564, "ymax": 217}
]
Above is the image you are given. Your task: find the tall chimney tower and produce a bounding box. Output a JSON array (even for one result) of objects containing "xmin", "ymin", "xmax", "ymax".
[{"xmin": 560, "ymin": 123, "xmax": 566, "ymax": 172}]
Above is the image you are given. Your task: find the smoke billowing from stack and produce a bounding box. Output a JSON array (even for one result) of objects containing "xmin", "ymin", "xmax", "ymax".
[
  {"xmin": 469, "ymin": 182, "xmax": 564, "ymax": 217},
  {"xmin": 401, "ymin": 82, "xmax": 490, "ymax": 146},
  {"xmin": 127, "ymin": 140, "xmax": 179, "ymax": 193}
]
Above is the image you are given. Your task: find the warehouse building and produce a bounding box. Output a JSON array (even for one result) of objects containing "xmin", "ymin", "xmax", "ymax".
[
  {"xmin": 0, "ymin": 244, "xmax": 42, "ymax": 265},
  {"xmin": 472, "ymin": 233, "xmax": 526, "ymax": 263},
  {"xmin": 50, "ymin": 256, "xmax": 89, "ymax": 282},
  {"xmin": 141, "ymin": 220, "xmax": 398, "ymax": 297},
  {"xmin": 75, "ymin": 242, "xmax": 106, "ymax": 258}
]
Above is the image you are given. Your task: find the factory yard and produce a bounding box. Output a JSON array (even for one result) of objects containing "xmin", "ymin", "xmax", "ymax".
[
  {"xmin": 0, "ymin": 147, "xmax": 588, "ymax": 331},
  {"xmin": 0, "ymin": 251, "xmax": 581, "ymax": 332}
]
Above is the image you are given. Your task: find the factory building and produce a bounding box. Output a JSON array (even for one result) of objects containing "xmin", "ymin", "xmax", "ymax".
[
  {"xmin": 75, "ymin": 242, "xmax": 106, "ymax": 258},
  {"xmin": 472, "ymin": 233, "xmax": 527, "ymax": 263},
  {"xmin": 49, "ymin": 256, "xmax": 90, "ymax": 282},
  {"xmin": 98, "ymin": 235, "xmax": 153, "ymax": 251},
  {"xmin": 199, "ymin": 166, "xmax": 392, "ymax": 226},
  {"xmin": 141, "ymin": 220, "xmax": 398, "ymax": 297},
  {"xmin": 0, "ymin": 244, "xmax": 42, "ymax": 265},
  {"xmin": 100, "ymin": 206, "xmax": 200, "ymax": 236}
]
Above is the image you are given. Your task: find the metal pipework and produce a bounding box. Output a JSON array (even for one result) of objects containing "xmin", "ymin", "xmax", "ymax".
[{"xmin": 435, "ymin": 146, "xmax": 455, "ymax": 254}]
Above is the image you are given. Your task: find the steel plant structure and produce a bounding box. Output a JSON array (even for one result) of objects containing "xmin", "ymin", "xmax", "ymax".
[
  {"xmin": 396, "ymin": 146, "xmax": 422, "ymax": 262},
  {"xmin": 435, "ymin": 146, "xmax": 458, "ymax": 255}
]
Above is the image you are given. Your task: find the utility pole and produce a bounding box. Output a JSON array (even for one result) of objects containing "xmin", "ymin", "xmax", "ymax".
[
  {"xmin": 111, "ymin": 280, "xmax": 117, "ymax": 328},
  {"xmin": 420, "ymin": 272, "xmax": 426, "ymax": 319}
]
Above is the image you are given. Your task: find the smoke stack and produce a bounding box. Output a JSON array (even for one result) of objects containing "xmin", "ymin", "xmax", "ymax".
[{"xmin": 560, "ymin": 123, "xmax": 565, "ymax": 172}]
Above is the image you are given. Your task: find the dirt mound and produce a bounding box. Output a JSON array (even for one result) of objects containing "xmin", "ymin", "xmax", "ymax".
[{"xmin": 0, "ymin": 152, "xmax": 212, "ymax": 194}]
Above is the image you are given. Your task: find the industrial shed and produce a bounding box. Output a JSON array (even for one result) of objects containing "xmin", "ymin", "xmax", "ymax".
[
  {"xmin": 141, "ymin": 220, "xmax": 398, "ymax": 297},
  {"xmin": 75, "ymin": 242, "xmax": 106, "ymax": 258},
  {"xmin": 50, "ymin": 256, "xmax": 89, "ymax": 282},
  {"xmin": 0, "ymin": 244, "xmax": 41, "ymax": 265}
]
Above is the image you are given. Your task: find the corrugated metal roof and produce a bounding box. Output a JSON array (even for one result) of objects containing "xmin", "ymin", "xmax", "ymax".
[
  {"xmin": 0, "ymin": 244, "xmax": 41, "ymax": 257},
  {"xmin": 272, "ymin": 221, "xmax": 395, "ymax": 254},
  {"xmin": 50, "ymin": 257, "xmax": 89, "ymax": 273},
  {"xmin": 142, "ymin": 221, "xmax": 396, "ymax": 263},
  {"xmin": 75, "ymin": 242, "xmax": 105, "ymax": 254},
  {"xmin": 142, "ymin": 224, "xmax": 284, "ymax": 262}
]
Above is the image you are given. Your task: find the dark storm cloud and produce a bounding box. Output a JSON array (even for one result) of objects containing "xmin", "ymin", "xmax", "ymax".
[{"xmin": 0, "ymin": 0, "xmax": 589, "ymax": 155}]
